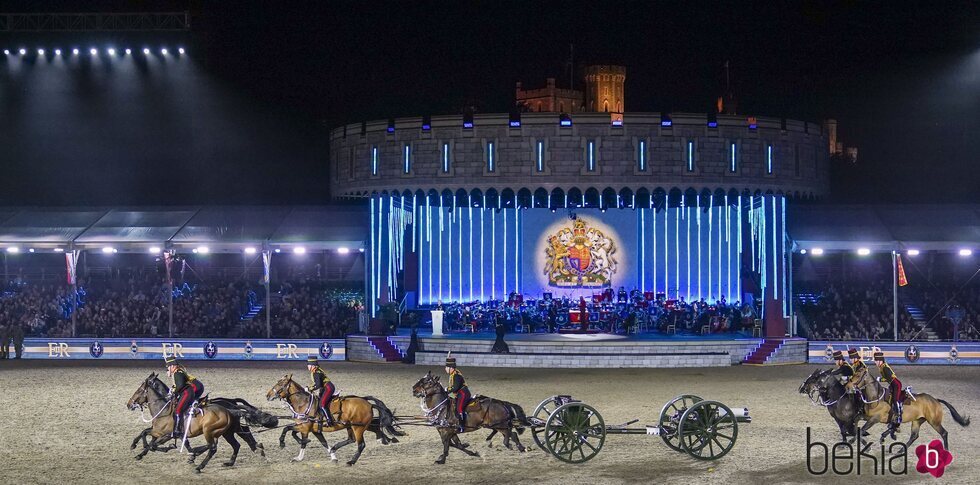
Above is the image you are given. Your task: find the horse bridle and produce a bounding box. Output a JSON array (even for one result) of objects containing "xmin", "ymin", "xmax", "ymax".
[{"xmin": 273, "ymin": 381, "xmax": 315, "ymax": 420}]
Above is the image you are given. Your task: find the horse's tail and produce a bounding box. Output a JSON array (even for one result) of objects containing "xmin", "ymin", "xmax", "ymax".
[
  {"xmin": 505, "ymin": 401, "xmax": 529, "ymax": 435},
  {"xmin": 937, "ymin": 399, "xmax": 971, "ymax": 427},
  {"xmin": 363, "ymin": 396, "xmax": 406, "ymax": 438},
  {"xmin": 210, "ymin": 397, "xmax": 279, "ymax": 428}
]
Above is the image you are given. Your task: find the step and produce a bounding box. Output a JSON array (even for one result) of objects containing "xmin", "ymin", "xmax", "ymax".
[
  {"xmin": 743, "ymin": 338, "xmax": 785, "ymax": 364},
  {"xmin": 367, "ymin": 337, "xmax": 404, "ymax": 362}
]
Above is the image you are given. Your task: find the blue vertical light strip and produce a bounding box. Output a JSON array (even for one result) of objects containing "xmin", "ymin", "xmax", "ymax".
[
  {"xmin": 514, "ymin": 197, "xmax": 520, "ymax": 293},
  {"xmin": 726, "ymin": 198, "xmax": 731, "ymax": 302},
  {"xmin": 588, "ymin": 141, "xmax": 595, "ymax": 171},
  {"xmin": 468, "ymin": 200, "xmax": 473, "ymax": 302},
  {"xmin": 459, "ymin": 199, "xmax": 463, "ymax": 302},
  {"xmin": 772, "ymin": 195, "xmax": 778, "ymax": 300},
  {"xmin": 767, "ymin": 145, "xmax": 773, "ymax": 174},
  {"xmin": 687, "ymin": 140, "xmax": 694, "ymax": 171},
  {"xmin": 448, "ymin": 198, "xmax": 453, "ymax": 302},
  {"xmin": 640, "ymin": 209, "xmax": 645, "ymax": 290},
  {"xmin": 537, "ymin": 141, "xmax": 544, "ymax": 172},
  {"xmin": 371, "ymin": 146, "xmax": 378, "ymax": 176},
  {"xmin": 412, "ymin": 193, "xmax": 417, "ymax": 253},
  {"xmin": 438, "ymin": 197, "xmax": 443, "ymax": 303},
  {"xmin": 491, "ymin": 208, "xmax": 496, "ymax": 300},
  {"xmin": 696, "ymin": 200, "xmax": 702, "ymax": 302},
  {"xmin": 687, "ymin": 206, "xmax": 691, "ymax": 300},
  {"xmin": 717, "ymin": 205, "xmax": 722, "ymax": 301},
  {"xmin": 480, "ymin": 200, "xmax": 485, "ymax": 301},
  {"xmin": 707, "ymin": 195, "xmax": 713, "ymax": 300},
  {"xmin": 376, "ymin": 195, "xmax": 383, "ymax": 306},
  {"xmin": 443, "ymin": 143, "xmax": 450, "ymax": 173},
  {"xmin": 664, "ymin": 204, "xmax": 669, "ymax": 297},
  {"xmin": 730, "ymin": 142, "xmax": 737, "ymax": 172},
  {"xmin": 782, "ymin": 196, "xmax": 788, "ymax": 316},
  {"xmin": 674, "ymin": 207, "xmax": 684, "ymax": 300},
  {"xmin": 488, "ymin": 141, "xmax": 495, "ymax": 172},
  {"xmin": 760, "ymin": 196, "xmax": 767, "ymax": 318},
  {"xmin": 737, "ymin": 195, "xmax": 742, "ymax": 302},
  {"xmin": 503, "ymin": 207, "xmax": 508, "ymax": 297},
  {"xmin": 652, "ymin": 208, "xmax": 657, "ymax": 294},
  {"xmin": 427, "ymin": 196, "xmax": 432, "ymax": 303},
  {"xmin": 639, "ymin": 140, "xmax": 646, "ymax": 171},
  {"xmin": 369, "ymin": 196, "xmax": 375, "ymax": 316},
  {"xmin": 403, "ymin": 144, "xmax": 411, "ymax": 174}
]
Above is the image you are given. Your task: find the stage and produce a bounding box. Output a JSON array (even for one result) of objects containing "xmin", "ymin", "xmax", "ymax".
[{"xmin": 347, "ymin": 330, "xmax": 807, "ymax": 368}]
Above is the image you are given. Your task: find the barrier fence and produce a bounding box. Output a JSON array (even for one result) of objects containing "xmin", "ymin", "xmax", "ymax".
[
  {"xmin": 808, "ymin": 341, "xmax": 980, "ymax": 365},
  {"xmin": 19, "ymin": 338, "xmax": 346, "ymax": 361}
]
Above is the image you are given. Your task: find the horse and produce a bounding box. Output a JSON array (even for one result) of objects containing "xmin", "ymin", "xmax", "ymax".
[
  {"xmin": 411, "ymin": 371, "xmax": 530, "ymax": 464},
  {"xmin": 266, "ymin": 374, "xmax": 402, "ymax": 465},
  {"xmin": 799, "ymin": 369, "xmax": 866, "ymax": 442},
  {"xmin": 850, "ymin": 370, "xmax": 970, "ymax": 449},
  {"xmin": 127, "ymin": 373, "xmax": 276, "ymax": 472}
]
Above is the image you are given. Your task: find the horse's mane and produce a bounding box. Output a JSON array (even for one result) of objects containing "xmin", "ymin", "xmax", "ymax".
[{"xmin": 146, "ymin": 374, "xmax": 170, "ymax": 399}]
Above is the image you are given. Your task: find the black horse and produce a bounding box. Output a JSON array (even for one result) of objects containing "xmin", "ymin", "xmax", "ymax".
[{"xmin": 799, "ymin": 369, "xmax": 866, "ymax": 442}]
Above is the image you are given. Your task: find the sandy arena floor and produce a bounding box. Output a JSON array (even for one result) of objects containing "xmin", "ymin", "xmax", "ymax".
[{"xmin": 0, "ymin": 360, "xmax": 977, "ymax": 484}]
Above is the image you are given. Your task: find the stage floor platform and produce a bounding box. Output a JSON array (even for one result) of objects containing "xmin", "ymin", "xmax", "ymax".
[{"xmin": 342, "ymin": 329, "xmax": 806, "ymax": 369}]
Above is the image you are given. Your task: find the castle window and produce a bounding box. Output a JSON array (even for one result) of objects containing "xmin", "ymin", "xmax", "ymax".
[
  {"xmin": 371, "ymin": 146, "xmax": 378, "ymax": 176},
  {"xmin": 587, "ymin": 140, "xmax": 597, "ymax": 172},
  {"xmin": 536, "ymin": 140, "xmax": 545, "ymax": 172},
  {"xmin": 687, "ymin": 140, "xmax": 696, "ymax": 172},
  {"xmin": 729, "ymin": 141, "xmax": 738, "ymax": 173},
  {"xmin": 637, "ymin": 140, "xmax": 647, "ymax": 171},
  {"xmin": 767, "ymin": 144, "xmax": 773, "ymax": 174},
  {"xmin": 486, "ymin": 140, "xmax": 496, "ymax": 173},
  {"xmin": 442, "ymin": 142, "xmax": 451, "ymax": 173},
  {"xmin": 403, "ymin": 143, "xmax": 411, "ymax": 174}
]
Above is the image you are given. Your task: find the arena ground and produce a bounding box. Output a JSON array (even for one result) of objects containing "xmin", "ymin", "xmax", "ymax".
[{"xmin": 0, "ymin": 360, "xmax": 976, "ymax": 484}]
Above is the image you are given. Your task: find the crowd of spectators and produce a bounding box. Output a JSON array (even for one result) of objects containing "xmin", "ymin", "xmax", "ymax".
[
  {"xmin": 800, "ymin": 281, "xmax": 921, "ymax": 340},
  {"xmin": 0, "ymin": 277, "xmax": 362, "ymax": 339}
]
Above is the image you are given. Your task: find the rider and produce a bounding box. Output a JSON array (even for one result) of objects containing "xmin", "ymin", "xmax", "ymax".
[
  {"xmin": 846, "ymin": 347, "xmax": 867, "ymax": 390},
  {"xmin": 166, "ymin": 356, "xmax": 204, "ymax": 439},
  {"xmin": 445, "ymin": 354, "xmax": 471, "ymax": 433},
  {"xmin": 307, "ymin": 356, "xmax": 336, "ymax": 426},
  {"xmin": 873, "ymin": 351, "xmax": 903, "ymax": 433},
  {"xmin": 830, "ymin": 350, "xmax": 854, "ymax": 380}
]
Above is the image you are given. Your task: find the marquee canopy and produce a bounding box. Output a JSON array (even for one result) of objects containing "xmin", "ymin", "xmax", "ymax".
[
  {"xmin": 0, "ymin": 206, "xmax": 368, "ymax": 252},
  {"xmin": 787, "ymin": 204, "xmax": 980, "ymax": 251}
]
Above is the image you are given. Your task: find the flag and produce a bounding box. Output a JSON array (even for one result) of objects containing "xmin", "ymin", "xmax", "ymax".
[
  {"xmin": 163, "ymin": 251, "xmax": 174, "ymax": 285},
  {"xmin": 896, "ymin": 254, "xmax": 908, "ymax": 287},
  {"xmin": 65, "ymin": 250, "xmax": 80, "ymax": 285},
  {"xmin": 262, "ymin": 250, "xmax": 271, "ymax": 285}
]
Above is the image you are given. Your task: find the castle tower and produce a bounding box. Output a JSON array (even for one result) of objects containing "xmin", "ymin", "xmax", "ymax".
[{"xmin": 584, "ymin": 65, "xmax": 626, "ymax": 113}]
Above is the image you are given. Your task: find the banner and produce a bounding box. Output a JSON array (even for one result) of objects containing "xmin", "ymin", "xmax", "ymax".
[
  {"xmin": 20, "ymin": 338, "xmax": 345, "ymax": 361},
  {"xmin": 65, "ymin": 250, "xmax": 80, "ymax": 285},
  {"xmin": 896, "ymin": 254, "xmax": 908, "ymax": 287},
  {"xmin": 262, "ymin": 250, "xmax": 271, "ymax": 285},
  {"xmin": 808, "ymin": 341, "xmax": 980, "ymax": 365}
]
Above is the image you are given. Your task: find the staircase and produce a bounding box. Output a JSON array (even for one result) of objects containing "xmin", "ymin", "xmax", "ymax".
[
  {"xmin": 367, "ymin": 337, "xmax": 404, "ymax": 362},
  {"xmin": 904, "ymin": 303, "xmax": 938, "ymax": 341},
  {"xmin": 743, "ymin": 338, "xmax": 785, "ymax": 364},
  {"xmin": 241, "ymin": 303, "xmax": 264, "ymax": 322}
]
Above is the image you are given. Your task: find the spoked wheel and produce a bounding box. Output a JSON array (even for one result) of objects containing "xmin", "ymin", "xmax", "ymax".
[
  {"xmin": 543, "ymin": 402, "xmax": 606, "ymax": 464},
  {"xmin": 677, "ymin": 400, "xmax": 739, "ymax": 460},
  {"xmin": 658, "ymin": 394, "xmax": 703, "ymax": 452},
  {"xmin": 530, "ymin": 396, "xmax": 562, "ymax": 452}
]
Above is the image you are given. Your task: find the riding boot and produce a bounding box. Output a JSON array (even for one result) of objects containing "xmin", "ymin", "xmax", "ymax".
[
  {"xmin": 457, "ymin": 412, "xmax": 466, "ymax": 433},
  {"xmin": 324, "ymin": 406, "xmax": 335, "ymax": 426},
  {"xmin": 172, "ymin": 414, "xmax": 183, "ymax": 439}
]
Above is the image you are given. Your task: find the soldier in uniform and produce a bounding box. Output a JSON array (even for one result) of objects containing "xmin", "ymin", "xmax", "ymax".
[
  {"xmin": 445, "ymin": 354, "xmax": 471, "ymax": 432},
  {"xmin": 306, "ymin": 356, "xmax": 336, "ymax": 426},
  {"xmin": 0, "ymin": 324, "xmax": 8, "ymax": 360},
  {"xmin": 830, "ymin": 350, "xmax": 853, "ymax": 380},
  {"xmin": 846, "ymin": 348, "xmax": 868, "ymax": 389},
  {"xmin": 166, "ymin": 356, "xmax": 204, "ymax": 439},
  {"xmin": 873, "ymin": 351, "xmax": 903, "ymax": 434},
  {"xmin": 11, "ymin": 323, "xmax": 24, "ymax": 359}
]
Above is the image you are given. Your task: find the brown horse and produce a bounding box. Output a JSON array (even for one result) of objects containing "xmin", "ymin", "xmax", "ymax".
[
  {"xmin": 266, "ymin": 374, "xmax": 400, "ymax": 465},
  {"xmin": 412, "ymin": 371, "xmax": 529, "ymax": 464},
  {"xmin": 851, "ymin": 370, "xmax": 970, "ymax": 448},
  {"xmin": 127, "ymin": 373, "xmax": 274, "ymax": 472}
]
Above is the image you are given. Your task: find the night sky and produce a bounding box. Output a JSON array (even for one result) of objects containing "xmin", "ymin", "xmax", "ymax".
[{"xmin": 1, "ymin": 1, "xmax": 978, "ymax": 206}]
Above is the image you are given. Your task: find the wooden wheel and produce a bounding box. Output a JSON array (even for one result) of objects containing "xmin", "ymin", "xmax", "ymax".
[
  {"xmin": 530, "ymin": 396, "xmax": 562, "ymax": 452},
  {"xmin": 543, "ymin": 402, "xmax": 606, "ymax": 464},
  {"xmin": 658, "ymin": 394, "xmax": 703, "ymax": 452},
  {"xmin": 677, "ymin": 400, "xmax": 739, "ymax": 460}
]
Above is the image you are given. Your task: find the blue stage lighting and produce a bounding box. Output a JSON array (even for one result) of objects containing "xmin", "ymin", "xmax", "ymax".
[
  {"xmin": 72, "ymin": 48, "xmax": 79, "ymax": 55},
  {"xmin": 125, "ymin": 48, "xmax": 131, "ymax": 55},
  {"xmin": 19, "ymin": 48, "xmax": 26, "ymax": 55},
  {"xmin": 178, "ymin": 47, "xmax": 185, "ymax": 55},
  {"xmin": 3, "ymin": 50, "xmax": 9, "ymax": 55},
  {"xmin": 37, "ymin": 49, "xmax": 45, "ymax": 56},
  {"xmin": 90, "ymin": 48, "xmax": 97, "ymax": 56},
  {"xmin": 107, "ymin": 48, "xmax": 116, "ymax": 56},
  {"xmin": 509, "ymin": 121, "xmax": 521, "ymax": 127},
  {"xmin": 54, "ymin": 49, "xmax": 61, "ymax": 56},
  {"xmin": 143, "ymin": 48, "xmax": 150, "ymax": 55}
]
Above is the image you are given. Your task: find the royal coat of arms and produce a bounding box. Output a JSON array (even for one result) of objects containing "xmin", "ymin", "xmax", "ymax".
[{"xmin": 544, "ymin": 219, "xmax": 617, "ymax": 288}]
